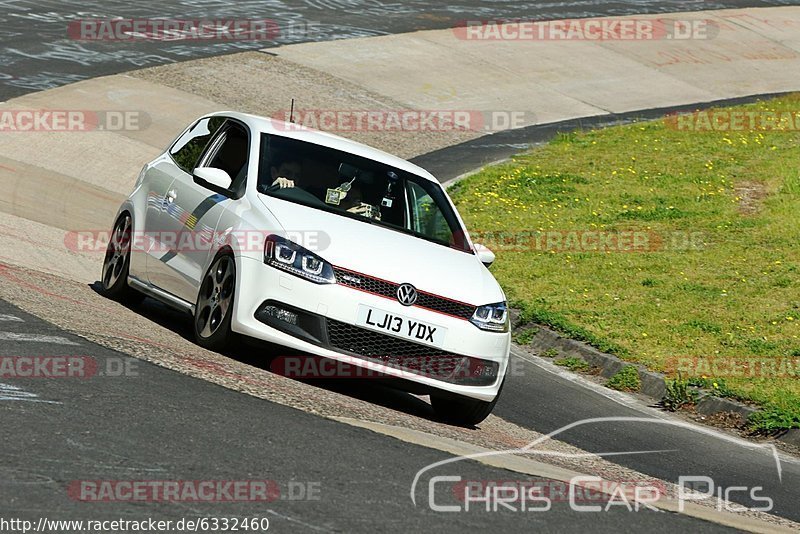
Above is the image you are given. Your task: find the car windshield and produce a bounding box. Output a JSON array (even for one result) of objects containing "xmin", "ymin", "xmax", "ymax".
[{"xmin": 257, "ymin": 134, "xmax": 471, "ymax": 252}]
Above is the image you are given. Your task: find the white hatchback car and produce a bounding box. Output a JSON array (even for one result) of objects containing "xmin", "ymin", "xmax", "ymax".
[{"xmin": 102, "ymin": 111, "xmax": 510, "ymax": 424}]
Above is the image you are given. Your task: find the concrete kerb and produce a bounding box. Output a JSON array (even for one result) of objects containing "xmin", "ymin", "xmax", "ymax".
[{"xmin": 780, "ymin": 430, "xmax": 800, "ymax": 447}]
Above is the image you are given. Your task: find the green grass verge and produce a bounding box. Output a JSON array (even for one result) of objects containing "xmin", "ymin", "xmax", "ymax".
[
  {"xmin": 554, "ymin": 356, "xmax": 591, "ymax": 372},
  {"xmin": 450, "ymin": 94, "xmax": 800, "ymax": 431},
  {"xmin": 512, "ymin": 327, "xmax": 538, "ymax": 346},
  {"xmin": 607, "ymin": 365, "xmax": 642, "ymax": 392},
  {"xmin": 541, "ymin": 348, "xmax": 559, "ymax": 358}
]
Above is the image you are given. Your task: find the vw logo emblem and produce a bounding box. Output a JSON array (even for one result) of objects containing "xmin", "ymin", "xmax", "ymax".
[{"xmin": 396, "ymin": 283, "xmax": 418, "ymax": 306}]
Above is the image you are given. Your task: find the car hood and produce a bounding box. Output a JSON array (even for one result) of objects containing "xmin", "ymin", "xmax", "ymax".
[{"xmin": 258, "ymin": 196, "xmax": 504, "ymax": 305}]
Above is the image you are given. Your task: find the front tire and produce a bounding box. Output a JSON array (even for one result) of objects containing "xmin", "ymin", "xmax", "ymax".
[
  {"xmin": 431, "ymin": 379, "xmax": 505, "ymax": 426},
  {"xmin": 194, "ymin": 252, "xmax": 238, "ymax": 351},
  {"xmin": 101, "ymin": 213, "xmax": 144, "ymax": 304}
]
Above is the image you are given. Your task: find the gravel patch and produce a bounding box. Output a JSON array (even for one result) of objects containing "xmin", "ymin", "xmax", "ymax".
[{"xmin": 131, "ymin": 51, "xmax": 480, "ymax": 161}]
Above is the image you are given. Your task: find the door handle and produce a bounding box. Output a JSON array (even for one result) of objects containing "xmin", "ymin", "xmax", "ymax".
[{"xmin": 167, "ymin": 189, "xmax": 177, "ymax": 203}]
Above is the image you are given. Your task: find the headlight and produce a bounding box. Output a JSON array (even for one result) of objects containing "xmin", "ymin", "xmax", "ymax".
[
  {"xmin": 264, "ymin": 235, "xmax": 335, "ymax": 284},
  {"xmin": 470, "ymin": 301, "xmax": 509, "ymax": 332}
]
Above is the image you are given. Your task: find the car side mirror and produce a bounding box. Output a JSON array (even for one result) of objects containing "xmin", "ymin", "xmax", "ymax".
[
  {"xmin": 193, "ymin": 167, "xmax": 232, "ymax": 192},
  {"xmin": 474, "ymin": 243, "xmax": 495, "ymax": 268}
]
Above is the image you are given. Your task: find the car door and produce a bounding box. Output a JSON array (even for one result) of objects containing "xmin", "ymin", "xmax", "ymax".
[
  {"xmin": 145, "ymin": 116, "xmax": 225, "ymax": 293},
  {"xmin": 149, "ymin": 119, "xmax": 250, "ymax": 304},
  {"xmin": 145, "ymin": 117, "xmax": 225, "ymax": 298}
]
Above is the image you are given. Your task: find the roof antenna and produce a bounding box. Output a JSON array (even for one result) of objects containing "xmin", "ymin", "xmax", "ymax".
[{"xmin": 289, "ymin": 98, "xmax": 296, "ymax": 123}]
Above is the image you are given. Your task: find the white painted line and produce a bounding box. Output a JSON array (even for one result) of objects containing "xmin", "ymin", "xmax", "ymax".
[
  {"xmin": 0, "ymin": 383, "xmax": 60, "ymax": 404},
  {"xmin": 511, "ymin": 346, "xmax": 642, "ymax": 409},
  {"xmin": 0, "ymin": 332, "xmax": 79, "ymax": 345},
  {"xmin": 0, "ymin": 314, "xmax": 23, "ymax": 322}
]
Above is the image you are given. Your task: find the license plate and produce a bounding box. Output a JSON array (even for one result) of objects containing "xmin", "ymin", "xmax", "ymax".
[{"xmin": 356, "ymin": 305, "xmax": 447, "ymax": 348}]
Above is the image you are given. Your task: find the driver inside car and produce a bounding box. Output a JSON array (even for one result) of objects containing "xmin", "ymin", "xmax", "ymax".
[
  {"xmin": 265, "ymin": 159, "xmax": 381, "ymax": 220},
  {"xmin": 270, "ymin": 159, "xmax": 303, "ymax": 188}
]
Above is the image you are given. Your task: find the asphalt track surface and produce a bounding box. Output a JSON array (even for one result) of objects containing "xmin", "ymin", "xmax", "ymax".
[
  {"xmin": 499, "ymin": 351, "xmax": 800, "ymax": 522},
  {"xmin": 1, "ymin": 291, "xmax": 798, "ymax": 529},
  {"xmin": 0, "ymin": 0, "xmax": 798, "ymax": 100},
  {"xmin": 0, "ymin": 299, "xmax": 735, "ymax": 533}
]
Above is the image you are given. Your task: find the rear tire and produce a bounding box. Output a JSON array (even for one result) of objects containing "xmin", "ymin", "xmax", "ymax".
[
  {"xmin": 100, "ymin": 213, "xmax": 144, "ymax": 305},
  {"xmin": 431, "ymin": 379, "xmax": 505, "ymax": 426},
  {"xmin": 194, "ymin": 252, "xmax": 238, "ymax": 351}
]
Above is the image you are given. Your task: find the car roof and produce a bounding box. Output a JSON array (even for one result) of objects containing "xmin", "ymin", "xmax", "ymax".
[{"xmin": 207, "ymin": 111, "xmax": 439, "ymax": 183}]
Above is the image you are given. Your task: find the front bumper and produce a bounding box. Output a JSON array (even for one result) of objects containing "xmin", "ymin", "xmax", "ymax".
[{"xmin": 231, "ymin": 257, "xmax": 510, "ymax": 401}]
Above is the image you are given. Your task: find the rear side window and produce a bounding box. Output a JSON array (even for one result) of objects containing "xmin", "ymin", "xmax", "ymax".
[
  {"xmin": 407, "ymin": 181, "xmax": 454, "ymax": 245},
  {"xmin": 406, "ymin": 179, "xmax": 469, "ymax": 251},
  {"xmin": 169, "ymin": 116, "xmax": 226, "ymax": 173}
]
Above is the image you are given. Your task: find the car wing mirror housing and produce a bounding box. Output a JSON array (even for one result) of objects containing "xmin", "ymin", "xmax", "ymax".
[
  {"xmin": 193, "ymin": 167, "xmax": 233, "ymax": 193},
  {"xmin": 474, "ymin": 243, "xmax": 495, "ymax": 268}
]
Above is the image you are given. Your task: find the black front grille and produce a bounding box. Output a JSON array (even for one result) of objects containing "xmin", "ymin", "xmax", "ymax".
[
  {"xmin": 415, "ymin": 293, "xmax": 475, "ymax": 320},
  {"xmin": 333, "ymin": 267, "xmax": 396, "ymax": 299},
  {"xmin": 325, "ymin": 318, "xmax": 498, "ymax": 386},
  {"xmin": 332, "ymin": 267, "xmax": 476, "ymax": 320}
]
